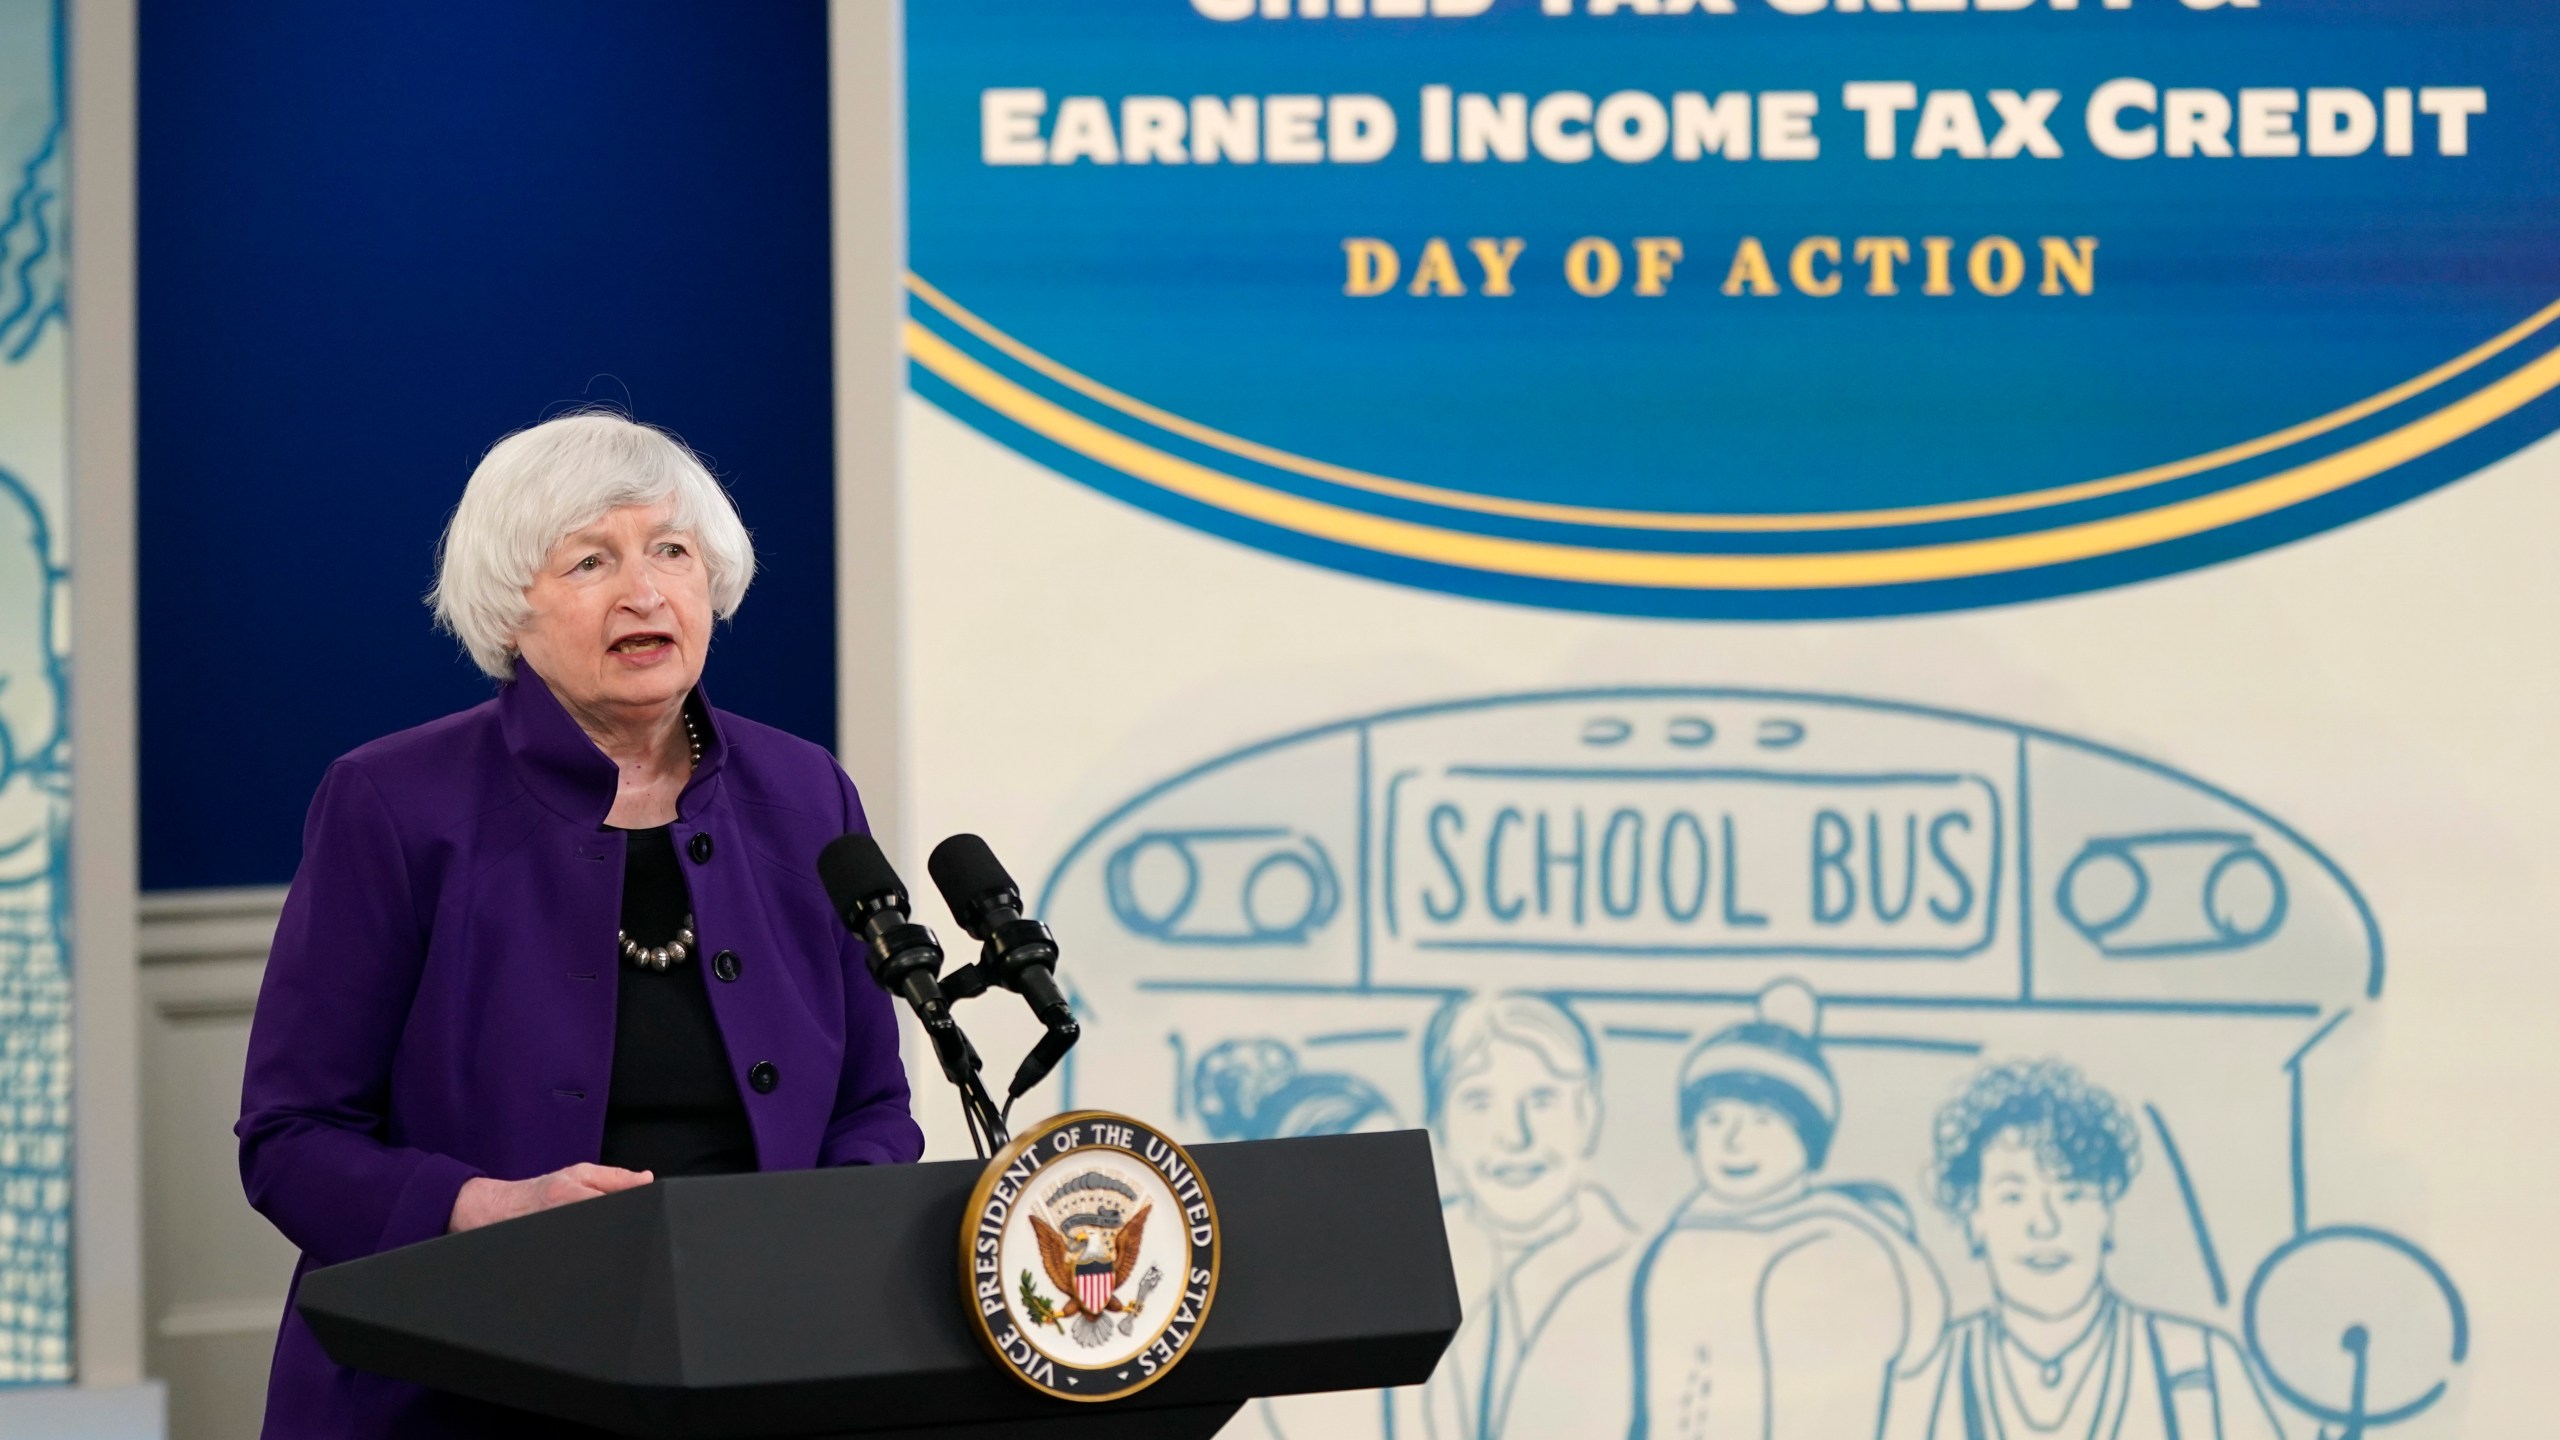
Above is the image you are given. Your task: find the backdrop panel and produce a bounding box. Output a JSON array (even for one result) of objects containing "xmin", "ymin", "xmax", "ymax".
[
  {"xmin": 898, "ymin": 4, "xmax": 2556, "ymax": 1438},
  {"xmin": 0, "ymin": 0, "xmax": 72, "ymax": 1387}
]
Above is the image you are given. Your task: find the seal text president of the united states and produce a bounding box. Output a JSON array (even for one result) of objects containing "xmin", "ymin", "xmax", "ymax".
[{"xmin": 236, "ymin": 412, "xmax": 924, "ymax": 1438}]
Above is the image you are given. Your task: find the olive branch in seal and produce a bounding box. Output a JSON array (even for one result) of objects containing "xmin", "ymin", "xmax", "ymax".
[{"xmin": 1017, "ymin": 1268, "xmax": 1062, "ymax": 1330}]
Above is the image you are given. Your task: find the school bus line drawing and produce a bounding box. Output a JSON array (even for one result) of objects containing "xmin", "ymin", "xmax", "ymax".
[{"xmin": 1036, "ymin": 689, "xmax": 2462, "ymax": 1439}]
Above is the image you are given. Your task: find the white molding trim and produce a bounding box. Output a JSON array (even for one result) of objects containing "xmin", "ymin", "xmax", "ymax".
[
  {"xmin": 135, "ymin": 886, "xmax": 285, "ymax": 1437},
  {"xmin": 141, "ymin": 962, "xmax": 268, "ymax": 1026},
  {"xmin": 150, "ymin": 1299, "xmax": 279, "ymax": 1343},
  {"xmin": 829, "ymin": 0, "xmax": 909, "ymax": 860},
  {"xmin": 137, "ymin": 886, "xmax": 288, "ymax": 966},
  {"xmin": 68, "ymin": 0, "xmax": 146, "ymax": 1395}
]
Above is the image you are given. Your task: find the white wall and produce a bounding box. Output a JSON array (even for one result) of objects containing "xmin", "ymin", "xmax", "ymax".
[{"xmin": 132, "ymin": 891, "xmax": 292, "ymax": 1440}]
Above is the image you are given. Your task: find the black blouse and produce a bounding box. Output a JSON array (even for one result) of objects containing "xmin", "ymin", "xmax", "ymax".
[{"xmin": 600, "ymin": 825, "xmax": 757, "ymax": 1176}]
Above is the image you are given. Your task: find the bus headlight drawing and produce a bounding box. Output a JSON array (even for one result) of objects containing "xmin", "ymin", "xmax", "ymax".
[
  {"xmin": 1105, "ymin": 828, "xmax": 1341, "ymax": 946},
  {"xmin": 2058, "ymin": 829, "xmax": 2289, "ymax": 958}
]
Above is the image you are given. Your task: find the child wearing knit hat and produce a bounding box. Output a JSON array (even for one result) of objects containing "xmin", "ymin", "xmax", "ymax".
[
  {"xmin": 1629, "ymin": 981, "xmax": 1949, "ymax": 1440},
  {"xmin": 1673, "ymin": 980, "xmax": 1842, "ymax": 1202}
]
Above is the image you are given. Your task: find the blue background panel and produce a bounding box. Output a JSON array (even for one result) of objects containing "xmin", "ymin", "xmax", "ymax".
[{"xmin": 138, "ymin": 0, "xmax": 839, "ymax": 891}]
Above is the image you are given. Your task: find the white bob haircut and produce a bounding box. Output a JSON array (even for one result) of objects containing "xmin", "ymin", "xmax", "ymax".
[{"xmin": 430, "ymin": 411, "xmax": 757, "ymax": 680}]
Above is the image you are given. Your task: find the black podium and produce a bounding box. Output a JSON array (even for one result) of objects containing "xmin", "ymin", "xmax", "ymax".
[{"xmin": 297, "ymin": 1130, "xmax": 1460, "ymax": 1439}]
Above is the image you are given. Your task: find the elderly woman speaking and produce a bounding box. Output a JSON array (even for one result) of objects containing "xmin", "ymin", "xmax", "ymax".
[{"xmin": 237, "ymin": 413, "xmax": 923, "ymax": 1437}]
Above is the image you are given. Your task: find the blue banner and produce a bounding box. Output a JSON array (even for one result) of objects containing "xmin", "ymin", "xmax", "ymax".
[{"xmin": 908, "ymin": 0, "xmax": 2560, "ymax": 616}]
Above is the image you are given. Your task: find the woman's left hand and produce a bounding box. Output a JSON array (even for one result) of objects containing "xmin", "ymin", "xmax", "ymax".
[{"xmin": 448, "ymin": 1163, "xmax": 654, "ymax": 1233}]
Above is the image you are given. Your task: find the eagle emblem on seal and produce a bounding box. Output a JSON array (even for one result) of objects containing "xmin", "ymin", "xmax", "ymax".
[{"xmin": 1025, "ymin": 1171, "xmax": 1163, "ymax": 1348}]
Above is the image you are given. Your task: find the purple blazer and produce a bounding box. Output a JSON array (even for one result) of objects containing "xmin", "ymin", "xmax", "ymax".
[{"xmin": 237, "ymin": 666, "xmax": 924, "ymax": 1438}]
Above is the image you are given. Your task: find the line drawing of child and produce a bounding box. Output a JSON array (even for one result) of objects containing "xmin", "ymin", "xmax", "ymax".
[
  {"xmin": 0, "ymin": 468, "xmax": 67, "ymax": 1384},
  {"xmin": 1420, "ymin": 993, "xmax": 1637, "ymax": 1440},
  {"xmin": 1897, "ymin": 1061, "xmax": 2287, "ymax": 1440},
  {"xmin": 1190, "ymin": 1036, "xmax": 1405, "ymax": 1440},
  {"xmin": 1630, "ymin": 981, "xmax": 1947, "ymax": 1440},
  {"xmin": 1192, "ymin": 1036, "xmax": 1400, "ymax": 1142},
  {"xmin": 0, "ymin": 469, "xmax": 63, "ymax": 886}
]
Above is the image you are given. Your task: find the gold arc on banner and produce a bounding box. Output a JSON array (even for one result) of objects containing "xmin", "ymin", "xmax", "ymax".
[
  {"xmin": 907, "ymin": 272, "xmax": 2560, "ymax": 537},
  {"xmin": 907, "ymin": 316, "xmax": 2560, "ymax": 591}
]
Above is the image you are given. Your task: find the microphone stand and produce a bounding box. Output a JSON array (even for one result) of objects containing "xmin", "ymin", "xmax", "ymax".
[
  {"xmin": 925, "ymin": 835, "xmax": 1085, "ymax": 1134},
  {"xmin": 839, "ymin": 903, "xmax": 1012, "ymax": 1155},
  {"xmin": 922, "ymin": 1001, "xmax": 1010, "ymax": 1158},
  {"xmin": 817, "ymin": 833, "xmax": 1015, "ymax": 1157},
  {"xmin": 940, "ymin": 952, "xmax": 1081, "ymax": 1129}
]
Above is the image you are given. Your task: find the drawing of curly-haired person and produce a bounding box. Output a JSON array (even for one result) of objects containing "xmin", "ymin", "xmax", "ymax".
[{"xmin": 1895, "ymin": 1061, "xmax": 2287, "ymax": 1440}]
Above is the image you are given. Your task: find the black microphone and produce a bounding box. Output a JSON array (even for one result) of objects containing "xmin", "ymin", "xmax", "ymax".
[
  {"xmin": 926, "ymin": 833, "xmax": 1080, "ymax": 1098},
  {"xmin": 817, "ymin": 833, "xmax": 976, "ymax": 1086}
]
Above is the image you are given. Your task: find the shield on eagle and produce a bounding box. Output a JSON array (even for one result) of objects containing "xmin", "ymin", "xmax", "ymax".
[{"xmin": 1075, "ymin": 1261, "xmax": 1115, "ymax": 1316}]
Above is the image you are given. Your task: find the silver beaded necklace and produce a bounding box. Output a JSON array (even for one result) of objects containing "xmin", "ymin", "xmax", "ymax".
[
  {"xmin": 616, "ymin": 709, "xmax": 705, "ymax": 972},
  {"xmin": 620, "ymin": 919, "xmax": 698, "ymax": 972}
]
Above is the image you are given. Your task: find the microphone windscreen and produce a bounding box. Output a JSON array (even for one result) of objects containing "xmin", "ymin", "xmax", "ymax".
[
  {"xmin": 818, "ymin": 832, "xmax": 903, "ymax": 918},
  {"xmin": 927, "ymin": 832, "xmax": 1016, "ymax": 914}
]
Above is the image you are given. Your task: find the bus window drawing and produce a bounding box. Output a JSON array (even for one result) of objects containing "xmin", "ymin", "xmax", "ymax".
[
  {"xmin": 0, "ymin": 0, "xmax": 70, "ymax": 1388},
  {"xmin": 1898, "ymin": 1061, "xmax": 2285, "ymax": 1440},
  {"xmin": 1034, "ymin": 690, "xmax": 2462, "ymax": 1438}
]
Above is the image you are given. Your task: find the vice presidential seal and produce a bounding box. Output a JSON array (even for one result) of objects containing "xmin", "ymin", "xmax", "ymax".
[{"xmin": 959, "ymin": 1110, "xmax": 1221, "ymax": 1401}]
